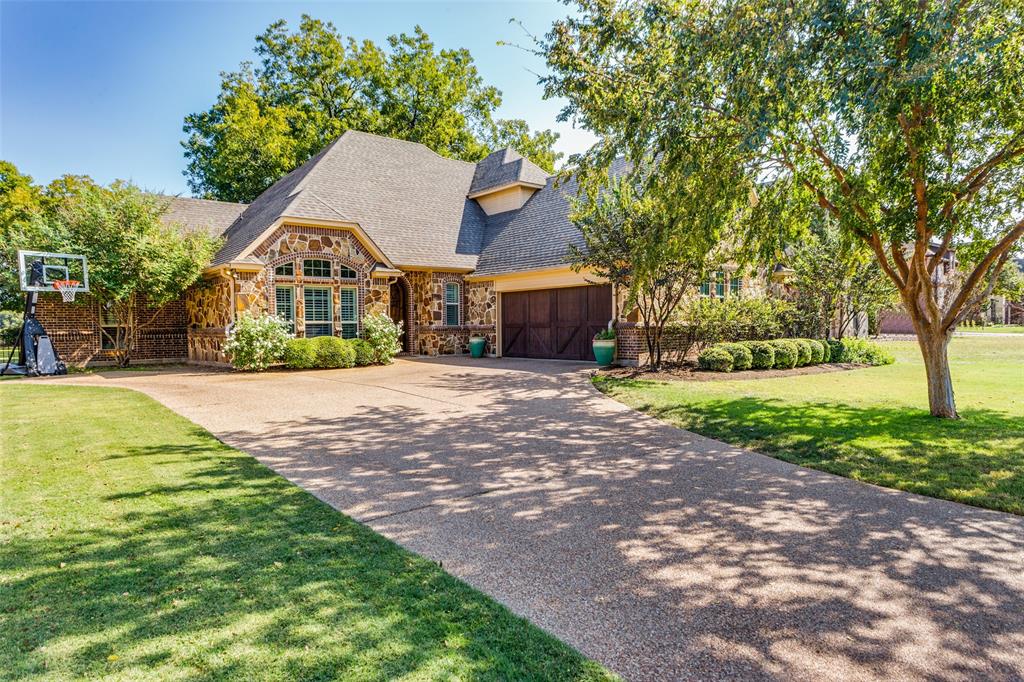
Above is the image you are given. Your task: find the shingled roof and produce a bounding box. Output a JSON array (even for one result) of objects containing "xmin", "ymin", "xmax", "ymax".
[
  {"xmin": 161, "ymin": 196, "xmax": 246, "ymax": 237},
  {"xmin": 469, "ymin": 148, "xmax": 549, "ymax": 196},
  {"xmin": 211, "ymin": 131, "xmax": 489, "ymax": 269},
  {"xmin": 202, "ymin": 130, "xmax": 602, "ymax": 277},
  {"xmin": 474, "ymin": 158, "xmax": 629, "ymax": 278}
]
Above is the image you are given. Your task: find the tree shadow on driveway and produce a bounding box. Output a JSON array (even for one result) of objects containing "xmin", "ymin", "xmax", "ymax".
[{"xmin": 194, "ymin": 360, "xmax": 1024, "ymax": 681}]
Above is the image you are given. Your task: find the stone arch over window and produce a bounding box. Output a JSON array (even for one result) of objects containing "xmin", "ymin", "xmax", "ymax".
[{"xmin": 266, "ymin": 251, "xmax": 369, "ymax": 337}]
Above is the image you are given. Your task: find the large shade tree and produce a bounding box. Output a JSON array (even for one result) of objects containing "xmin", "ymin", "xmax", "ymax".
[
  {"xmin": 541, "ymin": 0, "xmax": 1024, "ymax": 417},
  {"xmin": 185, "ymin": 16, "xmax": 561, "ymax": 202}
]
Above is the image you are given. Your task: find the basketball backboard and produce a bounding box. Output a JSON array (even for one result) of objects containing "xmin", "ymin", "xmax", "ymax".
[{"xmin": 17, "ymin": 250, "xmax": 89, "ymax": 294}]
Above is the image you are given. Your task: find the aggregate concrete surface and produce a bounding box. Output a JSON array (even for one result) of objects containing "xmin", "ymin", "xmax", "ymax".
[{"xmin": 64, "ymin": 357, "xmax": 1024, "ymax": 681}]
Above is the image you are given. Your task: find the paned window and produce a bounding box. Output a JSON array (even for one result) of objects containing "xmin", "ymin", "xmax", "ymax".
[
  {"xmin": 304, "ymin": 287, "xmax": 333, "ymax": 337},
  {"xmin": 339, "ymin": 287, "xmax": 358, "ymax": 339},
  {"xmin": 275, "ymin": 286, "xmax": 295, "ymax": 333},
  {"xmin": 303, "ymin": 259, "xmax": 332, "ymax": 278},
  {"xmin": 444, "ymin": 282, "xmax": 460, "ymax": 326}
]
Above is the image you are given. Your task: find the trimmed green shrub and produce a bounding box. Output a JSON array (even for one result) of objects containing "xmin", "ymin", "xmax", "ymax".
[
  {"xmin": 743, "ymin": 340, "xmax": 775, "ymax": 369},
  {"xmin": 718, "ymin": 342, "xmax": 753, "ymax": 371},
  {"xmin": 769, "ymin": 339, "xmax": 798, "ymax": 369},
  {"xmin": 312, "ymin": 335, "xmax": 356, "ymax": 369},
  {"xmin": 351, "ymin": 338, "xmax": 375, "ymax": 366},
  {"xmin": 698, "ymin": 346, "xmax": 734, "ymax": 372},
  {"xmin": 792, "ymin": 339, "xmax": 813, "ymax": 366},
  {"xmin": 837, "ymin": 338, "xmax": 895, "ymax": 366},
  {"xmin": 362, "ymin": 313, "xmax": 403, "ymax": 364},
  {"xmin": 819, "ymin": 339, "xmax": 832, "ymax": 363},
  {"xmin": 806, "ymin": 339, "xmax": 825, "ymax": 364},
  {"xmin": 826, "ymin": 339, "xmax": 844, "ymax": 363},
  {"xmin": 283, "ymin": 337, "xmax": 317, "ymax": 369},
  {"xmin": 223, "ymin": 312, "xmax": 291, "ymax": 371}
]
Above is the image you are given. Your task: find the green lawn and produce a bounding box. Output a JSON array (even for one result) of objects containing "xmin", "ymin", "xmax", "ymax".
[
  {"xmin": 596, "ymin": 336, "xmax": 1024, "ymax": 514},
  {"xmin": 0, "ymin": 383, "xmax": 615, "ymax": 681},
  {"xmin": 957, "ymin": 324, "xmax": 1024, "ymax": 334}
]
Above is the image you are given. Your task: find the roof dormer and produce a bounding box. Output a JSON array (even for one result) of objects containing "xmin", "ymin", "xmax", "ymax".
[{"xmin": 468, "ymin": 148, "xmax": 549, "ymax": 215}]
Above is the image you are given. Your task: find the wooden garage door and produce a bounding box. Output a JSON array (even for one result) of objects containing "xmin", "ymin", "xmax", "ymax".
[{"xmin": 501, "ymin": 285, "xmax": 613, "ymax": 360}]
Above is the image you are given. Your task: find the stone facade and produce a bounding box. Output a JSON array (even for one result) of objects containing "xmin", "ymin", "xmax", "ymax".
[
  {"xmin": 184, "ymin": 276, "xmax": 233, "ymax": 364},
  {"xmin": 403, "ymin": 271, "xmax": 497, "ymax": 356},
  {"xmin": 31, "ymin": 225, "xmax": 504, "ymax": 366}
]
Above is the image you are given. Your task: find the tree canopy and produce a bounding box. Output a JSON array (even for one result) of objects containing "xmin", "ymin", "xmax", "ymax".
[
  {"xmin": 43, "ymin": 183, "xmax": 221, "ymax": 365},
  {"xmin": 184, "ymin": 17, "xmax": 562, "ymax": 202},
  {"xmin": 541, "ymin": 0, "xmax": 1024, "ymax": 417}
]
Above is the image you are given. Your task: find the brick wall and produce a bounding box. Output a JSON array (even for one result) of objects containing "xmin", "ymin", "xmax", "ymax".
[
  {"xmin": 34, "ymin": 292, "xmax": 187, "ymax": 366},
  {"xmin": 615, "ymin": 323, "xmax": 697, "ymax": 367}
]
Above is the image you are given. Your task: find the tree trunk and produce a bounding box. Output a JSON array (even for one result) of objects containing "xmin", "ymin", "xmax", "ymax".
[{"xmin": 917, "ymin": 330, "xmax": 958, "ymax": 419}]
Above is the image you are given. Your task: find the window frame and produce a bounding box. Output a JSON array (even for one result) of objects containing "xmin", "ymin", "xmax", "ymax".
[
  {"xmin": 275, "ymin": 285, "xmax": 296, "ymax": 333},
  {"xmin": 444, "ymin": 282, "xmax": 461, "ymax": 326},
  {"xmin": 729, "ymin": 273, "xmax": 742, "ymax": 297},
  {"xmin": 274, "ymin": 261, "xmax": 295, "ymax": 278},
  {"xmin": 337, "ymin": 265, "xmax": 357, "ymax": 280},
  {"xmin": 302, "ymin": 259, "xmax": 332, "ymax": 279},
  {"xmin": 99, "ymin": 304, "xmax": 125, "ymax": 350},
  {"xmin": 338, "ymin": 286, "xmax": 358, "ymax": 339},
  {"xmin": 303, "ymin": 286, "xmax": 334, "ymax": 338}
]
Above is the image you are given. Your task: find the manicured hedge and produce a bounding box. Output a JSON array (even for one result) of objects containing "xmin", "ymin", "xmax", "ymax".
[
  {"xmin": 792, "ymin": 339, "xmax": 813, "ymax": 366},
  {"xmin": 743, "ymin": 341, "xmax": 775, "ymax": 369},
  {"xmin": 351, "ymin": 338, "xmax": 375, "ymax": 366},
  {"xmin": 284, "ymin": 336, "xmax": 366, "ymax": 369},
  {"xmin": 283, "ymin": 338, "xmax": 317, "ymax": 369},
  {"xmin": 698, "ymin": 337, "xmax": 893, "ymax": 373},
  {"xmin": 698, "ymin": 346, "xmax": 734, "ymax": 372},
  {"xmin": 806, "ymin": 339, "xmax": 825, "ymax": 364},
  {"xmin": 769, "ymin": 340, "xmax": 799, "ymax": 369},
  {"xmin": 820, "ymin": 338, "xmax": 832, "ymax": 363},
  {"xmin": 313, "ymin": 336, "xmax": 356, "ymax": 369},
  {"xmin": 718, "ymin": 342, "xmax": 753, "ymax": 371}
]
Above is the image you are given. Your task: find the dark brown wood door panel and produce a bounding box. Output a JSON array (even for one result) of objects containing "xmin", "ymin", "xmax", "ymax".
[{"xmin": 501, "ymin": 285, "xmax": 612, "ymax": 360}]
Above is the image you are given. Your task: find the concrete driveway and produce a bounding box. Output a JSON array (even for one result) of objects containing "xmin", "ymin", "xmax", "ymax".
[{"xmin": 65, "ymin": 358, "xmax": 1024, "ymax": 681}]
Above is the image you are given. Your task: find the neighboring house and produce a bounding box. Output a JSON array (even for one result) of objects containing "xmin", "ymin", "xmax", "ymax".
[{"xmin": 37, "ymin": 130, "xmax": 755, "ymax": 367}]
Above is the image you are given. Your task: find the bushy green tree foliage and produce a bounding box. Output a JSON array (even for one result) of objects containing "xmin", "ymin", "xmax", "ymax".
[
  {"xmin": 541, "ymin": 0, "xmax": 1024, "ymax": 417},
  {"xmin": 184, "ymin": 17, "xmax": 560, "ymax": 202},
  {"xmin": 41, "ymin": 183, "xmax": 221, "ymax": 366}
]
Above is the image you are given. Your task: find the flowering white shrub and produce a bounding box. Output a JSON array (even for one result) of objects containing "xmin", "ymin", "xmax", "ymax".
[
  {"xmin": 362, "ymin": 313, "xmax": 403, "ymax": 364},
  {"xmin": 223, "ymin": 312, "xmax": 292, "ymax": 371}
]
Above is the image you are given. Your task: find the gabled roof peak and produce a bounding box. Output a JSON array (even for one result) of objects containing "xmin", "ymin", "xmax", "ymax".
[{"xmin": 469, "ymin": 147, "xmax": 549, "ymax": 197}]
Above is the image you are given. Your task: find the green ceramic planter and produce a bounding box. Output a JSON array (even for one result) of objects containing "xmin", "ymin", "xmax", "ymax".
[
  {"xmin": 468, "ymin": 336, "xmax": 487, "ymax": 358},
  {"xmin": 592, "ymin": 339, "xmax": 616, "ymax": 366}
]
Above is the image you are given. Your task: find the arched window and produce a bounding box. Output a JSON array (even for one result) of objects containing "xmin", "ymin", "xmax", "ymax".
[{"xmin": 444, "ymin": 282, "xmax": 460, "ymax": 326}]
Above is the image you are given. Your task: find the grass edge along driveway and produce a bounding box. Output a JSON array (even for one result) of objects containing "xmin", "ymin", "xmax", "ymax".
[
  {"xmin": 0, "ymin": 382, "xmax": 616, "ymax": 682},
  {"xmin": 595, "ymin": 337, "xmax": 1024, "ymax": 515}
]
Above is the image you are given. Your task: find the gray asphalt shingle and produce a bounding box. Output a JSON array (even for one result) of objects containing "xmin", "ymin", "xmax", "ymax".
[
  {"xmin": 160, "ymin": 196, "xmax": 246, "ymax": 237},
  {"xmin": 203, "ymin": 130, "xmax": 604, "ymax": 276}
]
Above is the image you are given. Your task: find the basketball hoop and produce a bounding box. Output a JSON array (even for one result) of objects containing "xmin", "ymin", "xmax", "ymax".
[{"xmin": 52, "ymin": 280, "xmax": 80, "ymax": 303}]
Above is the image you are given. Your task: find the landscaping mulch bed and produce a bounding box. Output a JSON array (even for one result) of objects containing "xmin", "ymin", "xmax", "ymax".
[{"xmin": 598, "ymin": 362, "xmax": 867, "ymax": 382}]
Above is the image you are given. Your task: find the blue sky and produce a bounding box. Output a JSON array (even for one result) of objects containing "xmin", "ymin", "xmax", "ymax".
[{"xmin": 1, "ymin": 0, "xmax": 597, "ymax": 196}]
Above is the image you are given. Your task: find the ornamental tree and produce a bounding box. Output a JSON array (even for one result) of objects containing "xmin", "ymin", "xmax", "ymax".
[
  {"xmin": 570, "ymin": 146, "xmax": 751, "ymax": 369},
  {"xmin": 541, "ymin": 0, "xmax": 1024, "ymax": 417},
  {"xmin": 42, "ymin": 182, "xmax": 220, "ymax": 367}
]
